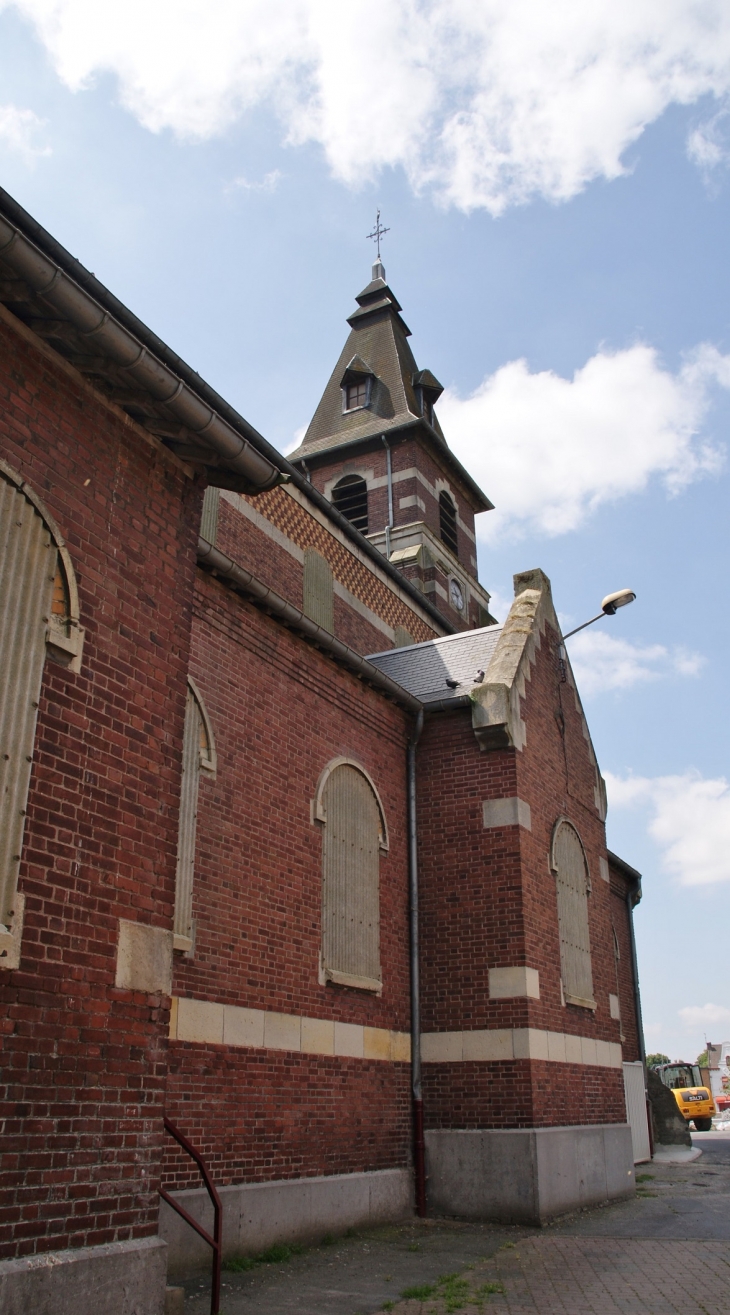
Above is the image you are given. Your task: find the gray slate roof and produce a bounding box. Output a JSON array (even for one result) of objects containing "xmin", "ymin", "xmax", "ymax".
[
  {"xmin": 288, "ymin": 265, "xmax": 493, "ymax": 512},
  {"xmin": 289, "ymin": 274, "xmax": 434, "ymax": 459},
  {"xmin": 367, "ymin": 625, "xmax": 503, "ymax": 706}
]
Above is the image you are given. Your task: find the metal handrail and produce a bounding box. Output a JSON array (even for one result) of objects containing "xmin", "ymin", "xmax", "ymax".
[{"xmin": 160, "ymin": 1116, "xmax": 222, "ymax": 1315}]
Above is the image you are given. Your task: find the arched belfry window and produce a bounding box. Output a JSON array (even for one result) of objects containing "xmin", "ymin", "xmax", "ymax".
[
  {"xmin": 0, "ymin": 460, "xmax": 83, "ymax": 966},
  {"xmin": 174, "ymin": 677, "xmax": 216, "ymax": 953},
  {"xmin": 314, "ymin": 758, "xmax": 388, "ymax": 993},
  {"xmin": 439, "ymin": 490, "xmax": 458, "ymax": 557},
  {"xmin": 332, "ymin": 475, "xmax": 368, "ymax": 533},
  {"xmin": 551, "ymin": 819, "xmax": 595, "ymax": 1010}
]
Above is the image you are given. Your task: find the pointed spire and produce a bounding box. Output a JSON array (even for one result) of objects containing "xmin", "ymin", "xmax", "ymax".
[{"xmin": 371, "ymin": 258, "xmax": 386, "ymax": 283}]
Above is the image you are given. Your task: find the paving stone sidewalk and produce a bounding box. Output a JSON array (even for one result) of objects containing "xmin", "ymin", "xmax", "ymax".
[
  {"xmin": 178, "ymin": 1132, "xmax": 730, "ymax": 1314},
  {"xmin": 384, "ymin": 1237, "xmax": 730, "ymax": 1314}
]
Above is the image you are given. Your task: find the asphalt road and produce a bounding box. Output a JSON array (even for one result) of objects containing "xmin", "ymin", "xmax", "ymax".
[{"xmin": 175, "ymin": 1130, "xmax": 730, "ymax": 1315}]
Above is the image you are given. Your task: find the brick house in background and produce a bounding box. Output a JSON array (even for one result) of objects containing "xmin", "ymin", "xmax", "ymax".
[{"xmin": 0, "ymin": 187, "xmax": 647, "ymax": 1314}]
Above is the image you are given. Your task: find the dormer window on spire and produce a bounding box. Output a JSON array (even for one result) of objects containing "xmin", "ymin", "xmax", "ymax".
[
  {"xmin": 412, "ymin": 370, "xmax": 444, "ymax": 431},
  {"xmin": 345, "ymin": 380, "xmax": 369, "ymax": 411},
  {"xmin": 340, "ymin": 355, "xmax": 375, "ymax": 415}
]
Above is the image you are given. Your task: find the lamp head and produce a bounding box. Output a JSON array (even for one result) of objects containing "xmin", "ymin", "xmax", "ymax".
[{"xmin": 601, "ymin": 588, "xmax": 636, "ymax": 616}]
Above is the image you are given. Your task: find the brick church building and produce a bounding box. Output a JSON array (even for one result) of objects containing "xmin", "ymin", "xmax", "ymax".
[{"xmin": 0, "ymin": 187, "xmax": 647, "ymax": 1313}]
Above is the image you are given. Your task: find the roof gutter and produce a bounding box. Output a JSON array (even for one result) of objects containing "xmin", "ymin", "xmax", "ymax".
[
  {"xmin": 197, "ymin": 537, "xmax": 423, "ymax": 714},
  {"xmin": 0, "ymin": 188, "xmax": 454, "ymax": 634},
  {"xmin": 0, "ymin": 203, "xmax": 282, "ymax": 493}
]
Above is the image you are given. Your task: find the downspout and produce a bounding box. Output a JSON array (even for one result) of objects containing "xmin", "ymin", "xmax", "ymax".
[
  {"xmin": 382, "ymin": 435, "xmax": 394, "ymax": 561},
  {"xmin": 408, "ymin": 708, "xmax": 426, "ymax": 1216},
  {"xmin": 626, "ymin": 888, "xmax": 646, "ymax": 1070},
  {"xmin": 626, "ymin": 885, "xmax": 653, "ymax": 1155}
]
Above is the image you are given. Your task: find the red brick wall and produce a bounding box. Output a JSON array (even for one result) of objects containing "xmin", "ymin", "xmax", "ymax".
[
  {"xmin": 424, "ymin": 1060, "xmax": 626, "ymax": 1130},
  {"xmin": 517, "ymin": 623, "xmax": 622, "ymax": 1041},
  {"xmin": 417, "ymin": 619, "xmax": 628, "ymax": 1131},
  {"xmin": 164, "ymin": 571, "xmax": 415, "ymax": 1187},
  {"xmin": 216, "ymin": 490, "xmax": 439, "ymax": 651},
  {"xmin": 307, "ymin": 437, "xmax": 480, "ymax": 568},
  {"xmin": 300, "ymin": 437, "xmax": 488, "ymax": 628},
  {"xmin": 163, "ymin": 1049, "xmax": 410, "ymax": 1190},
  {"xmin": 417, "ymin": 709, "xmax": 524, "ymax": 1035},
  {"xmin": 0, "ymin": 317, "xmax": 200, "ymax": 1259}
]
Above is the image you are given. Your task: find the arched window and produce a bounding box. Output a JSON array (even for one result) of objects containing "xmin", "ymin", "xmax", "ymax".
[
  {"xmin": 0, "ymin": 461, "xmax": 83, "ymax": 967},
  {"xmin": 314, "ymin": 758, "xmax": 388, "ymax": 993},
  {"xmin": 174, "ymin": 677, "xmax": 216, "ymax": 953},
  {"xmin": 551, "ymin": 820, "xmax": 595, "ymax": 1010},
  {"xmin": 332, "ymin": 475, "xmax": 368, "ymax": 533},
  {"xmin": 439, "ymin": 490, "xmax": 458, "ymax": 557}
]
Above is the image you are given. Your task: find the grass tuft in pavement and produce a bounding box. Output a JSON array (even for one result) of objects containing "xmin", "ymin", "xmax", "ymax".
[{"xmin": 223, "ymin": 1241, "xmax": 304, "ymax": 1272}]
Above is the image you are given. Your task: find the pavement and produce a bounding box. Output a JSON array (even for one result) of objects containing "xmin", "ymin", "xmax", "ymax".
[{"xmin": 175, "ymin": 1130, "xmax": 730, "ymax": 1315}]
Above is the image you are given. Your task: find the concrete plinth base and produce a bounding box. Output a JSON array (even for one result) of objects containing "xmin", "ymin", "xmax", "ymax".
[
  {"xmin": 161, "ymin": 1167, "xmax": 411, "ymax": 1274},
  {"xmin": 0, "ymin": 1236, "xmax": 167, "ymax": 1315},
  {"xmin": 425, "ymin": 1124, "xmax": 634, "ymax": 1224}
]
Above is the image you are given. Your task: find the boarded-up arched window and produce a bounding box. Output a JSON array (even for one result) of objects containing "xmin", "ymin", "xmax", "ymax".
[
  {"xmin": 303, "ymin": 548, "xmax": 334, "ymax": 633},
  {"xmin": 314, "ymin": 758, "xmax": 388, "ymax": 993},
  {"xmin": 174, "ymin": 677, "xmax": 216, "ymax": 953},
  {"xmin": 0, "ymin": 461, "xmax": 83, "ymax": 967},
  {"xmin": 551, "ymin": 819, "xmax": 595, "ymax": 1010}
]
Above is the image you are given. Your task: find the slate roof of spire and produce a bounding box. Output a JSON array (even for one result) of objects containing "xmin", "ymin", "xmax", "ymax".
[
  {"xmin": 366, "ymin": 625, "xmax": 504, "ymax": 706},
  {"xmin": 288, "ymin": 264, "xmax": 493, "ymax": 512}
]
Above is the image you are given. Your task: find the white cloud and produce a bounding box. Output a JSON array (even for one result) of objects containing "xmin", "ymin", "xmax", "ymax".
[
  {"xmin": 606, "ymin": 770, "xmax": 730, "ymax": 886},
  {"xmin": 687, "ymin": 107, "xmax": 730, "ymax": 175},
  {"xmin": 0, "ymin": 103, "xmax": 50, "ymax": 160},
  {"xmin": 439, "ymin": 342, "xmax": 727, "ymax": 541},
  {"xmin": 483, "ymin": 584, "xmax": 513, "ymax": 625},
  {"xmin": 679, "ymin": 1003, "xmax": 730, "ymax": 1028},
  {"xmin": 225, "ymin": 170, "xmax": 282, "ymax": 195},
  {"xmin": 285, "ymin": 424, "xmax": 308, "ymax": 455},
  {"xmin": 567, "ymin": 630, "xmax": 705, "ymax": 697},
  {"xmin": 4, "ymin": 0, "xmax": 730, "ymax": 212}
]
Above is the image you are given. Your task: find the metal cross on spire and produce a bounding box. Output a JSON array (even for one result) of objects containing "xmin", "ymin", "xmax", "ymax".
[{"xmin": 366, "ymin": 209, "xmax": 390, "ymax": 260}]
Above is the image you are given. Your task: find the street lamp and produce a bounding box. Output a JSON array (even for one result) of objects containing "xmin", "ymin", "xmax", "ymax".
[
  {"xmin": 556, "ymin": 589, "xmax": 636, "ymax": 684},
  {"xmin": 561, "ymin": 588, "xmax": 636, "ymax": 641}
]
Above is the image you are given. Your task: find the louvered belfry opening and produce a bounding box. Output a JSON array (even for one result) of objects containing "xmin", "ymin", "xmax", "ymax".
[
  {"xmin": 302, "ymin": 548, "xmax": 334, "ymax": 633},
  {"xmin": 321, "ymin": 764, "xmax": 382, "ymax": 990},
  {"xmin": 439, "ymin": 490, "xmax": 458, "ymax": 557},
  {"xmin": 0, "ymin": 472, "xmax": 57, "ymax": 931},
  {"xmin": 332, "ymin": 475, "xmax": 368, "ymax": 533},
  {"xmin": 553, "ymin": 821, "xmax": 595, "ymax": 1009}
]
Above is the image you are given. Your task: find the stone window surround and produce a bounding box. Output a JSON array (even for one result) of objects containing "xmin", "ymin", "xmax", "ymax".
[{"xmin": 313, "ymin": 756, "xmax": 388, "ymax": 995}]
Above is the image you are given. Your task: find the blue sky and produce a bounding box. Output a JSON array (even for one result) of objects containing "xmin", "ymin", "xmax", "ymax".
[{"xmin": 1, "ymin": 1, "xmax": 729, "ymax": 1063}]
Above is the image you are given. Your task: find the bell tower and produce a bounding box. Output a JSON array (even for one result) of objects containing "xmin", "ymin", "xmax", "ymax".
[{"xmin": 288, "ymin": 260, "xmax": 496, "ymax": 631}]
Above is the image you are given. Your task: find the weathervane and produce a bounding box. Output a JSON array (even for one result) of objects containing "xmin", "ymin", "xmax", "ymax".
[{"xmin": 366, "ymin": 209, "xmax": 390, "ymax": 260}]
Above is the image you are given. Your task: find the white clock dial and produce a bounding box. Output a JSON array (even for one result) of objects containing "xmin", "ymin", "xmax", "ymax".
[{"xmin": 450, "ymin": 579, "xmax": 464, "ymax": 612}]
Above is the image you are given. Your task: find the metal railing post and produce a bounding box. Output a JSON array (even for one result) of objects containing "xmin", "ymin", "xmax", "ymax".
[{"xmin": 160, "ymin": 1116, "xmax": 222, "ymax": 1315}]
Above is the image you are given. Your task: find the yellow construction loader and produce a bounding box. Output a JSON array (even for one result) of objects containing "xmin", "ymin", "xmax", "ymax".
[{"xmin": 654, "ymin": 1062, "xmax": 716, "ymax": 1131}]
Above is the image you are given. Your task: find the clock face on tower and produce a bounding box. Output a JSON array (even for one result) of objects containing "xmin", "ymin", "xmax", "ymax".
[{"xmin": 450, "ymin": 579, "xmax": 464, "ymax": 612}]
